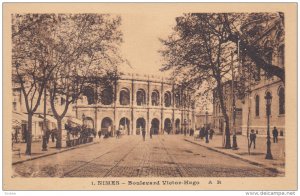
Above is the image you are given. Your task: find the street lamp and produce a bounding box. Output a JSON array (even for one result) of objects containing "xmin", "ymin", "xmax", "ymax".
[
  {"xmin": 265, "ymin": 92, "xmax": 273, "ymax": 160},
  {"xmin": 205, "ymin": 110, "xmax": 209, "ymax": 143}
]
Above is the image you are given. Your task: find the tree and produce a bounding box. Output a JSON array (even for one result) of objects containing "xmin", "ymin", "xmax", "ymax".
[
  {"xmin": 45, "ymin": 14, "xmax": 124, "ymax": 148},
  {"xmin": 223, "ymin": 13, "xmax": 285, "ymax": 82},
  {"xmin": 12, "ymin": 14, "xmax": 60, "ymax": 155},
  {"xmin": 160, "ymin": 13, "xmax": 236, "ymax": 149}
]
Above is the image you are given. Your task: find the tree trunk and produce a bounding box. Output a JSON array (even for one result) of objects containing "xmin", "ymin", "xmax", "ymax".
[
  {"xmin": 25, "ymin": 113, "xmax": 33, "ymax": 155},
  {"xmin": 56, "ymin": 118, "xmax": 62, "ymax": 149},
  {"xmin": 216, "ymin": 79, "xmax": 231, "ymax": 149}
]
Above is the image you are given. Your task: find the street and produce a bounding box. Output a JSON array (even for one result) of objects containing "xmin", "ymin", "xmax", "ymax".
[{"xmin": 13, "ymin": 135, "xmax": 279, "ymax": 177}]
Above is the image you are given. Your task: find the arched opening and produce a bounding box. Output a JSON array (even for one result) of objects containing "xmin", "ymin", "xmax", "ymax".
[
  {"xmin": 84, "ymin": 117, "xmax": 94, "ymax": 129},
  {"xmin": 136, "ymin": 118, "xmax": 146, "ymax": 135},
  {"xmin": 164, "ymin": 118, "xmax": 172, "ymax": 134},
  {"xmin": 120, "ymin": 88, "xmax": 130, "ymax": 105},
  {"xmin": 278, "ymin": 87, "xmax": 285, "ymax": 115},
  {"xmin": 175, "ymin": 119, "xmax": 180, "ymax": 134},
  {"xmin": 151, "ymin": 90, "xmax": 160, "ymax": 106},
  {"xmin": 136, "ymin": 89, "xmax": 146, "ymax": 106},
  {"xmin": 119, "ymin": 117, "xmax": 130, "ymax": 135},
  {"xmin": 175, "ymin": 93, "xmax": 181, "ymax": 108},
  {"xmin": 101, "ymin": 117, "xmax": 112, "ymax": 134},
  {"xmin": 255, "ymin": 95, "xmax": 260, "ymax": 116},
  {"xmin": 278, "ymin": 45, "xmax": 284, "ymax": 67},
  {"xmin": 83, "ymin": 86, "xmax": 96, "ymax": 105},
  {"xmin": 164, "ymin": 91, "xmax": 172, "ymax": 107},
  {"xmin": 151, "ymin": 118, "xmax": 160, "ymax": 135},
  {"xmin": 101, "ymin": 87, "xmax": 113, "ymax": 105}
]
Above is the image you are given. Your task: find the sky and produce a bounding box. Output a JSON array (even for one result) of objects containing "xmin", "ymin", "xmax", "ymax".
[{"xmin": 118, "ymin": 12, "xmax": 180, "ymax": 76}]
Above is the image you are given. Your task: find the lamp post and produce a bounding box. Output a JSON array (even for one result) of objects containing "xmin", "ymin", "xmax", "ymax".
[
  {"xmin": 205, "ymin": 110, "xmax": 209, "ymax": 143},
  {"xmin": 265, "ymin": 92, "xmax": 273, "ymax": 160},
  {"xmin": 231, "ymin": 51, "xmax": 238, "ymax": 150}
]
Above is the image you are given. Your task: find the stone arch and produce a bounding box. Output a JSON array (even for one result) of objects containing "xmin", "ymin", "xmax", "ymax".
[
  {"xmin": 120, "ymin": 88, "xmax": 130, "ymax": 105},
  {"xmin": 119, "ymin": 117, "xmax": 130, "ymax": 135},
  {"xmin": 101, "ymin": 117, "xmax": 113, "ymax": 133},
  {"xmin": 278, "ymin": 86, "xmax": 285, "ymax": 115},
  {"xmin": 83, "ymin": 86, "xmax": 96, "ymax": 105},
  {"xmin": 101, "ymin": 87, "xmax": 113, "ymax": 105},
  {"xmin": 164, "ymin": 91, "xmax": 172, "ymax": 107},
  {"xmin": 164, "ymin": 118, "xmax": 172, "ymax": 134},
  {"xmin": 84, "ymin": 116, "xmax": 94, "ymax": 129},
  {"xmin": 136, "ymin": 118, "xmax": 146, "ymax": 135},
  {"xmin": 151, "ymin": 90, "xmax": 160, "ymax": 106},
  {"xmin": 136, "ymin": 88, "xmax": 146, "ymax": 106},
  {"xmin": 151, "ymin": 118, "xmax": 160, "ymax": 135}
]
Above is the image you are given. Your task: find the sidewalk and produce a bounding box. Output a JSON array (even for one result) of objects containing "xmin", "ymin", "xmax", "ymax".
[
  {"xmin": 184, "ymin": 134, "xmax": 285, "ymax": 174},
  {"xmin": 12, "ymin": 137, "xmax": 101, "ymax": 165}
]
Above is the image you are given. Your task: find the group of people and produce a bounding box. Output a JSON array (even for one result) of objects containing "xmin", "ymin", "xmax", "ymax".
[
  {"xmin": 197, "ymin": 125, "xmax": 215, "ymax": 143},
  {"xmin": 249, "ymin": 126, "xmax": 280, "ymax": 149}
]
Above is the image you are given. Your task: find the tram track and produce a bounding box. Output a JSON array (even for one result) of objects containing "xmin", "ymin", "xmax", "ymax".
[
  {"xmin": 62, "ymin": 138, "xmax": 137, "ymax": 177},
  {"xmin": 157, "ymin": 136, "xmax": 188, "ymax": 177}
]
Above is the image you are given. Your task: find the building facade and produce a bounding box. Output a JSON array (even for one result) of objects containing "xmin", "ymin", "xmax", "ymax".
[
  {"xmin": 240, "ymin": 13, "xmax": 285, "ymax": 136},
  {"xmin": 212, "ymin": 81, "xmax": 243, "ymax": 134},
  {"xmin": 75, "ymin": 73, "xmax": 195, "ymax": 135}
]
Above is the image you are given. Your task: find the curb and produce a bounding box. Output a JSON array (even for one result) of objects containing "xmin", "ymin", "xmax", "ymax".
[
  {"xmin": 184, "ymin": 139, "xmax": 285, "ymax": 175},
  {"xmin": 12, "ymin": 141, "xmax": 100, "ymax": 165}
]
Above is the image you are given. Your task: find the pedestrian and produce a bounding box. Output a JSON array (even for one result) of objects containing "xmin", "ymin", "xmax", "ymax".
[
  {"xmin": 272, "ymin": 127, "xmax": 278, "ymax": 143},
  {"xmin": 98, "ymin": 130, "xmax": 101, "ymax": 139},
  {"xmin": 51, "ymin": 129, "xmax": 56, "ymax": 142},
  {"xmin": 200, "ymin": 125, "xmax": 205, "ymax": 140},
  {"xmin": 46, "ymin": 129, "xmax": 51, "ymax": 143},
  {"xmin": 205, "ymin": 127, "xmax": 209, "ymax": 143},
  {"xmin": 190, "ymin": 128, "xmax": 194, "ymax": 136},
  {"xmin": 150, "ymin": 127, "xmax": 153, "ymax": 139},
  {"xmin": 142, "ymin": 129, "xmax": 146, "ymax": 141},
  {"xmin": 209, "ymin": 128, "xmax": 215, "ymax": 140},
  {"xmin": 249, "ymin": 129, "xmax": 256, "ymax": 149}
]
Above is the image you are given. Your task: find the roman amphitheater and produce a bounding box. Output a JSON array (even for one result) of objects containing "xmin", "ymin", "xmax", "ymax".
[{"xmin": 74, "ymin": 72, "xmax": 196, "ymax": 135}]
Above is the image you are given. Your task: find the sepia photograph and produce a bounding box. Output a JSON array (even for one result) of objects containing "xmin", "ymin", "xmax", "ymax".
[{"xmin": 2, "ymin": 2, "xmax": 297, "ymax": 191}]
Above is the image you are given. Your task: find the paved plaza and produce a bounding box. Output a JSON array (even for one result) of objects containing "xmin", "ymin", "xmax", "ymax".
[{"xmin": 12, "ymin": 135, "xmax": 283, "ymax": 177}]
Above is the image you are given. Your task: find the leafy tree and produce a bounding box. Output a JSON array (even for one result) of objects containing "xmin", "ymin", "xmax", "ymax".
[
  {"xmin": 44, "ymin": 14, "xmax": 124, "ymax": 148},
  {"xmin": 160, "ymin": 13, "xmax": 236, "ymax": 148},
  {"xmin": 12, "ymin": 14, "xmax": 61, "ymax": 155}
]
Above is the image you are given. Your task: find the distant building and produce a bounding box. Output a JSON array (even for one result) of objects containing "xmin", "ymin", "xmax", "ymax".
[
  {"xmin": 212, "ymin": 80, "xmax": 243, "ymax": 134},
  {"xmin": 75, "ymin": 72, "xmax": 196, "ymax": 135},
  {"xmin": 195, "ymin": 112, "xmax": 212, "ymax": 130}
]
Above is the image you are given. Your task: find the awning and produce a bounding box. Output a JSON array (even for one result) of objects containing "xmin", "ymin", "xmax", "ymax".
[
  {"xmin": 12, "ymin": 112, "xmax": 43, "ymax": 128},
  {"xmin": 66, "ymin": 117, "xmax": 82, "ymax": 125}
]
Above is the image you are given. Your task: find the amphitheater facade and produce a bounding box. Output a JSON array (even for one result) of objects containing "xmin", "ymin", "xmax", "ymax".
[{"xmin": 74, "ymin": 72, "xmax": 196, "ymax": 135}]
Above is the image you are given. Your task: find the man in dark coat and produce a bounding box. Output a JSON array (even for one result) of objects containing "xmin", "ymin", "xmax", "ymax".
[
  {"xmin": 98, "ymin": 130, "xmax": 102, "ymax": 139},
  {"xmin": 249, "ymin": 129, "xmax": 256, "ymax": 149},
  {"xmin": 209, "ymin": 129, "xmax": 215, "ymax": 140},
  {"xmin": 142, "ymin": 129, "xmax": 146, "ymax": 141},
  {"xmin": 205, "ymin": 127, "xmax": 209, "ymax": 143},
  {"xmin": 272, "ymin": 127, "xmax": 278, "ymax": 143},
  {"xmin": 200, "ymin": 125, "xmax": 205, "ymax": 140}
]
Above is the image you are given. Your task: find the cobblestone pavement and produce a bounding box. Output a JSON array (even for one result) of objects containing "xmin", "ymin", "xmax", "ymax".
[{"xmin": 13, "ymin": 135, "xmax": 279, "ymax": 177}]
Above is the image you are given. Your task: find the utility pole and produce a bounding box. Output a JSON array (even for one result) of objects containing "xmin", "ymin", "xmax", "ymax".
[{"xmin": 231, "ymin": 51, "xmax": 238, "ymax": 150}]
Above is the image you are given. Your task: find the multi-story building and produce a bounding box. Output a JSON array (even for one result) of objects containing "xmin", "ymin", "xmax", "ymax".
[
  {"xmin": 75, "ymin": 72, "xmax": 196, "ymax": 135},
  {"xmin": 240, "ymin": 13, "xmax": 285, "ymax": 136}
]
